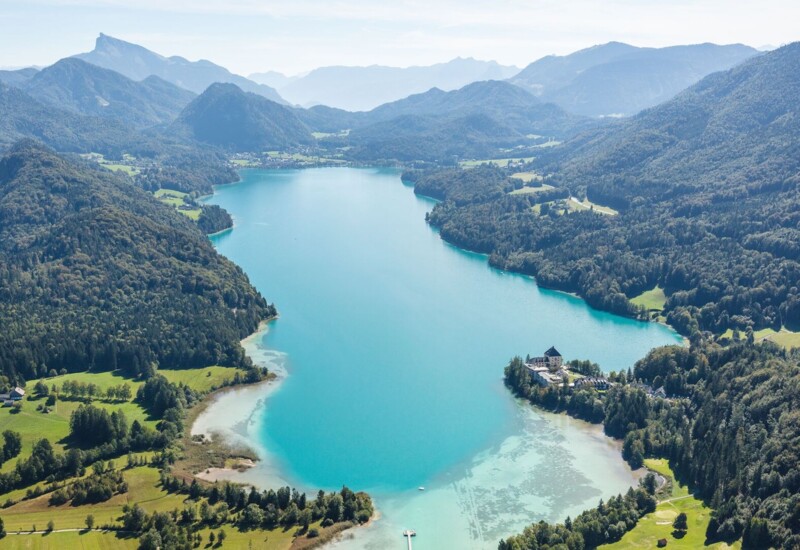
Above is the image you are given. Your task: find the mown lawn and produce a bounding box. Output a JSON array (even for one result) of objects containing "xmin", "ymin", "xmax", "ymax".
[
  {"xmin": 567, "ymin": 196, "xmax": 619, "ymax": 216},
  {"xmin": 0, "ymin": 465, "xmax": 328, "ymax": 550},
  {"xmin": 601, "ymin": 460, "xmax": 739, "ymax": 550},
  {"xmin": 718, "ymin": 326, "xmax": 800, "ymax": 350},
  {"xmin": 0, "ymin": 530, "xmax": 139, "ymax": 549},
  {"xmin": 153, "ymin": 188, "xmax": 201, "ymax": 220},
  {"xmin": 0, "ymin": 375, "xmax": 154, "ymax": 474},
  {"xmin": 1, "ymin": 367, "xmax": 241, "ymax": 472},
  {"xmin": 630, "ymin": 287, "xmax": 667, "ymax": 312},
  {"xmin": 159, "ymin": 366, "xmax": 238, "ymax": 393},
  {"xmin": 509, "ymin": 171, "xmax": 542, "ymax": 183},
  {"xmin": 0, "ymin": 467, "xmax": 186, "ymax": 532},
  {"xmin": 510, "ymin": 184, "xmax": 554, "ymax": 195}
]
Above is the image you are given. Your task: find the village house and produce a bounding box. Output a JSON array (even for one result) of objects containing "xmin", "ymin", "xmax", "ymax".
[
  {"xmin": 0, "ymin": 387, "xmax": 25, "ymax": 407},
  {"xmin": 573, "ymin": 377, "xmax": 612, "ymax": 390}
]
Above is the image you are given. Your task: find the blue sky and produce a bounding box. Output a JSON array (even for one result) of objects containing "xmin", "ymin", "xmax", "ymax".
[{"xmin": 1, "ymin": 0, "xmax": 798, "ymax": 75}]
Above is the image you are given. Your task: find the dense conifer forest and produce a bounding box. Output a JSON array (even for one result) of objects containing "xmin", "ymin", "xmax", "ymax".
[
  {"xmin": 0, "ymin": 142, "xmax": 274, "ymax": 383},
  {"xmin": 504, "ymin": 341, "xmax": 800, "ymax": 548},
  {"xmin": 411, "ymin": 44, "xmax": 800, "ymax": 338}
]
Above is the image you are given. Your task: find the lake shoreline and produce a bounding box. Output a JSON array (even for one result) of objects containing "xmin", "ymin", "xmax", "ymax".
[{"xmin": 192, "ymin": 166, "xmax": 680, "ymax": 548}]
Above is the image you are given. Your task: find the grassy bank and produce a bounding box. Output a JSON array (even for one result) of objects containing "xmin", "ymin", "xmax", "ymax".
[{"xmin": 601, "ymin": 459, "xmax": 740, "ymax": 550}]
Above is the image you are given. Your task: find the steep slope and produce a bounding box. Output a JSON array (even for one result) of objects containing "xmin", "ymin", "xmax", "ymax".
[
  {"xmin": 0, "ymin": 81, "xmax": 135, "ymax": 153},
  {"xmin": 0, "ymin": 141, "xmax": 273, "ymax": 381},
  {"xmin": 172, "ymin": 83, "xmax": 313, "ymax": 152},
  {"xmin": 344, "ymin": 81, "xmax": 592, "ymax": 161},
  {"xmin": 75, "ymin": 33, "xmax": 286, "ymax": 104},
  {"xmin": 24, "ymin": 58, "xmax": 196, "ymax": 127},
  {"xmin": 510, "ymin": 42, "xmax": 758, "ymax": 116},
  {"xmin": 413, "ymin": 43, "xmax": 800, "ymax": 337},
  {"xmin": 555, "ymin": 41, "xmax": 800, "ymax": 207},
  {"xmin": 273, "ymin": 57, "xmax": 520, "ymax": 111},
  {"xmin": 0, "ymin": 67, "xmax": 38, "ymax": 86}
]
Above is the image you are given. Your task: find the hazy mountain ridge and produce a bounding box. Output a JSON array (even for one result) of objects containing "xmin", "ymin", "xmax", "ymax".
[
  {"xmin": 341, "ymin": 81, "xmax": 593, "ymax": 161},
  {"xmin": 551, "ymin": 41, "xmax": 800, "ymax": 207},
  {"xmin": 511, "ymin": 42, "xmax": 758, "ymax": 116},
  {"xmin": 22, "ymin": 58, "xmax": 196, "ymax": 128},
  {"xmin": 0, "ymin": 67, "xmax": 38, "ymax": 86},
  {"xmin": 172, "ymin": 82, "xmax": 314, "ymax": 152},
  {"xmin": 75, "ymin": 33, "xmax": 287, "ymax": 104},
  {"xmin": 0, "ymin": 80, "xmax": 138, "ymax": 153},
  {"xmin": 264, "ymin": 57, "xmax": 520, "ymax": 111},
  {"xmin": 418, "ymin": 42, "xmax": 800, "ymax": 337}
]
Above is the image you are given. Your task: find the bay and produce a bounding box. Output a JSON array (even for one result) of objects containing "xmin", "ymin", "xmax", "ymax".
[{"xmin": 203, "ymin": 167, "xmax": 682, "ymax": 548}]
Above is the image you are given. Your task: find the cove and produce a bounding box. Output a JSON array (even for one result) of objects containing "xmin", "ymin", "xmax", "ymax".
[{"xmin": 203, "ymin": 167, "xmax": 682, "ymax": 548}]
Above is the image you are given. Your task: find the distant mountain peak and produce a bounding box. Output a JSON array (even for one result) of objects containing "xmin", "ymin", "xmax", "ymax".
[
  {"xmin": 269, "ymin": 57, "xmax": 521, "ymax": 111},
  {"xmin": 509, "ymin": 42, "xmax": 758, "ymax": 117},
  {"xmin": 75, "ymin": 34, "xmax": 286, "ymax": 104}
]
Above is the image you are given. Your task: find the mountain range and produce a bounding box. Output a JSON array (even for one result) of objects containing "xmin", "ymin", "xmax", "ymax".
[
  {"xmin": 21, "ymin": 57, "xmax": 195, "ymax": 128},
  {"xmin": 172, "ymin": 83, "xmax": 313, "ymax": 152},
  {"xmin": 550, "ymin": 41, "xmax": 800, "ymax": 208},
  {"xmin": 340, "ymin": 81, "xmax": 592, "ymax": 161},
  {"xmin": 0, "ymin": 80, "xmax": 136, "ymax": 153},
  {"xmin": 510, "ymin": 42, "xmax": 758, "ymax": 117},
  {"xmin": 253, "ymin": 57, "xmax": 520, "ymax": 111},
  {"xmin": 75, "ymin": 33, "xmax": 286, "ymax": 104}
]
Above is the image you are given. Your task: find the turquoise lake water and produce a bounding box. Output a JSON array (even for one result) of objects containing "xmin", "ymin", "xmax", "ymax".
[{"xmin": 206, "ymin": 167, "xmax": 682, "ymax": 546}]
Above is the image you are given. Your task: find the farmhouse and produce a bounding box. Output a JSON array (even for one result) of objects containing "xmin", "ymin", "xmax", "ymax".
[{"xmin": 0, "ymin": 387, "xmax": 25, "ymax": 401}]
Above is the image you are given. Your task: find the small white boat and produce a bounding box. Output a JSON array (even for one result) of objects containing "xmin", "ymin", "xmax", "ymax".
[{"xmin": 418, "ymin": 486, "xmax": 425, "ymax": 491}]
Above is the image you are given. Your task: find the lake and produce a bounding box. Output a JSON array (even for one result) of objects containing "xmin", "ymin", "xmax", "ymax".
[{"xmin": 203, "ymin": 167, "xmax": 682, "ymax": 548}]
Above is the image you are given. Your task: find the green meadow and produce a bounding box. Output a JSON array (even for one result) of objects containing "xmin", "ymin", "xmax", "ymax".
[{"xmin": 601, "ymin": 459, "xmax": 740, "ymax": 550}]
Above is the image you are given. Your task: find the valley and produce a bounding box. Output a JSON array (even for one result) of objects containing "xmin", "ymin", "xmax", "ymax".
[{"xmin": 0, "ymin": 22, "xmax": 798, "ymax": 550}]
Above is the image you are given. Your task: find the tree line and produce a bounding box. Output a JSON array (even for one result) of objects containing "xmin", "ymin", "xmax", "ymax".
[{"xmin": 504, "ymin": 341, "xmax": 800, "ymax": 548}]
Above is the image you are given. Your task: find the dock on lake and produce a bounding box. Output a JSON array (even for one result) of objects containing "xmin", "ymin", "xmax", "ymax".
[{"xmin": 403, "ymin": 529, "xmax": 416, "ymax": 549}]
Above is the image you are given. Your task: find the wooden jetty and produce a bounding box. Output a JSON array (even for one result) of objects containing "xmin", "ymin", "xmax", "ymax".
[{"xmin": 402, "ymin": 529, "xmax": 417, "ymax": 549}]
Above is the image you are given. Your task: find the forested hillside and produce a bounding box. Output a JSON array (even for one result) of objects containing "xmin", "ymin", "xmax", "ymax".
[
  {"xmin": 328, "ymin": 81, "xmax": 591, "ymax": 162},
  {"xmin": 415, "ymin": 43, "xmax": 800, "ymax": 337},
  {"xmin": 172, "ymin": 83, "xmax": 314, "ymax": 152},
  {"xmin": 503, "ymin": 341, "xmax": 800, "ymax": 548},
  {"xmin": 0, "ymin": 142, "xmax": 274, "ymax": 383},
  {"xmin": 23, "ymin": 58, "xmax": 195, "ymax": 128},
  {"xmin": 0, "ymin": 81, "xmax": 136, "ymax": 153}
]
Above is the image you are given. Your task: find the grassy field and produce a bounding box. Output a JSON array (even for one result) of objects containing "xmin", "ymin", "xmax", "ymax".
[
  {"xmin": 510, "ymin": 184, "xmax": 555, "ymax": 195},
  {"xmin": 509, "ymin": 171, "xmax": 542, "ymax": 183},
  {"xmin": 765, "ymin": 329, "xmax": 800, "ymax": 349},
  {"xmin": 460, "ymin": 157, "xmax": 534, "ymax": 168},
  {"xmin": 630, "ymin": 286, "xmax": 667, "ymax": 312},
  {"xmin": 159, "ymin": 366, "xmax": 238, "ymax": 393},
  {"xmin": 0, "ymin": 531, "xmax": 139, "ymax": 549},
  {"xmin": 231, "ymin": 158, "xmax": 259, "ymax": 167},
  {"xmin": 80, "ymin": 153, "xmax": 141, "ymax": 177},
  {"xmin": 153, "ymin": 188, "xmax": 201, "ymax": 220},
  {"xmin": 718, "ymin": 326, "xmax": 800, "ymax": 349},
  {"xmin": 0, "ymin": 371, "xmax": 155, "ymax": 474},
  {"xmin": 600, "ymin": 460, "xmax": 739, "ymax": 550},
  {"xmin": 0, "ymin": 367, "xmax": 237, "ymax": 472},
  {"xmin": 567, "ymin": 196, "xmax": 619, "ymax": 216},
  {"xmin": 0, "ymin": 467, "xmax": 186, "ymax": 532}
]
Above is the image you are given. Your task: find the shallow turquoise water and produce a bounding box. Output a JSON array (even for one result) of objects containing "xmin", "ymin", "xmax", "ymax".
[{"xmin": 207, "ymin": 167, "xmax": 681, "ymax": 494}]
